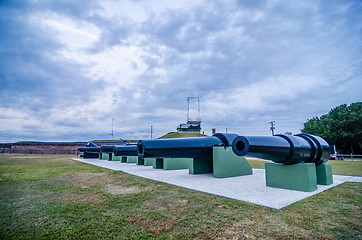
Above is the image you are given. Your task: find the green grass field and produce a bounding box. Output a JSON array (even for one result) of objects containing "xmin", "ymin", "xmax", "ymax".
[
  {"xmin": 1, "ymin": 155, "xmax": 361, "ymax": 239},
  {"xmin": 158, "ymin": 132, "xmax": 208, "ymax": 139}
]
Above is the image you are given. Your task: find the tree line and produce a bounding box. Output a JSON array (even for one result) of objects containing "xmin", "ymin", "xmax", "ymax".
[{"xmin": 301, "ymin": 102, "xmax": 361, "ymax": 154}]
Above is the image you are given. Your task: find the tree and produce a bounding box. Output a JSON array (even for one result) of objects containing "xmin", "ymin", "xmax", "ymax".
[{"xmin": 301, "ymin": 102, "xmax": 362, "ymax": 154}]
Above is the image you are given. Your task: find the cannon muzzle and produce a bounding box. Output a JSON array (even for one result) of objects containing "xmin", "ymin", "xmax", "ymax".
[{"xmin": 231, "ymin": 134, "xmax": 330, "ymax": 165}]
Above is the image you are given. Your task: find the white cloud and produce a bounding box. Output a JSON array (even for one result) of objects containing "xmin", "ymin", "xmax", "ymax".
[
  {"xmin": 0, "ymin": 0, "xmax": 361, "ymax": 141},
  {"xmin": 35, "ymin": 13, "xmax": 101, "ymax": 49}
]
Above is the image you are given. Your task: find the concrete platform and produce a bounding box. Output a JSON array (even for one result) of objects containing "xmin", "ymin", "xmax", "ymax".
[{"xmin": 72, "ymin": 158, "xmax": 362, "ymax": 209}]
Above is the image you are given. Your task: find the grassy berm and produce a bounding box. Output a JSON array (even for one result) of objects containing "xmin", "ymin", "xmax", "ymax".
[{"xmin": 0, "ymin": 155, "xmax": 361, "ymax": 239}]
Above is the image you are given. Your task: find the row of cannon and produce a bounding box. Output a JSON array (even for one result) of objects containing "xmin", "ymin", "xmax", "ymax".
[{"xmin": 78, "ymin": 133, "xmax": 330, "ymax": 166}]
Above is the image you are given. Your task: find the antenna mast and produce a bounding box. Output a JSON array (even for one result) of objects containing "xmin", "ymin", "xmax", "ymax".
[
  {"xmin": 187, "ymin": 97, "xmax": 189, "ymax": 122},
  {"xmin": 187, "ymin": 96, "xmax": 200, "ymax": 121},
  {"xmin": 111, "ymin": 118, "xmax": 114, "ymax": 140},
  {"xmin": 269, "ymin": 121, "xmax": 275, "ymax": 136},
  {"xmin": 198, "ymin": 97, "xmax": 200, "ymax": 121}
]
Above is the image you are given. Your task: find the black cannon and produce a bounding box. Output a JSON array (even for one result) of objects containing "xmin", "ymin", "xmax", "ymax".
[
  {"xmin": 78, "ymin": 142, "xmax": 101, "ymax": 158},
  {"xmin": 231, "ymin": 134, "xmax": 330, "ymax": 165},
  {"xmin": 137, "ymin": 133, "xmax": 330, "ymax": 165},
  {"xmin": 137, "ymin": 133, "xmax": 245, "ymax": 159},
  {"xmin": 78, "ymin": 146, "xmax": 101, "ymax": 152},
  {"xmin": 100, "ymin": 145, "xmax": 116, "ymax": 153},
  {"xmin": 99, "ymin": 145, "xmax": 116, "ymax": 160},
  {"xmin": 114, "ymin": 144, "xmax": 138, "ymax": 156}
]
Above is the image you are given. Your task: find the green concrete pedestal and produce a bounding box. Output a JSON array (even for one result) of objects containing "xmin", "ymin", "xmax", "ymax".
[
  {"xmin": 163, "ymin": 158, "xmax": 192, "ymax": 170},
  {"xmin": 265, "ymin": 162, "xmax": 317, "ymax": 192},
  {"xmin": 213, "ymin": 147, "xmax": 252, "ymax": 178},
  {"xmin": 189, "ymin": 157, "xmax": 213, "ymax": 174},
  {"xmin": 316, "ymin": 163, "xmax": 333, "ymax": 185},
  {"xmin": 111, "ymin": 153, "xmax": 121, "ymax": 161},
  {"xmin": 136, "ymin": 157, "xmax": 144, "ymax": 165},
  {"xmin": 144, "ymin": 158, "xmax": 155, "ymax": 166},
  {"xmin": 189, "ymin": 147, "xmax": 253, "ymax": 176},
  {"xmin": 102, "ymin": 153, "xmax": 114, "ymax": 161},
  {"xmin": 126, "ymin": 156, "xmax": 138, "ymax": 163},
  {"xmin": 153, "ymin": 158, "xmax": 163, "ymax": 169},
  {"xmin": 101, "ymin": 153, "xmax": 109, "ymax": 160},
  {"xmin": 121, "ymin": 157, "xmax": 127, "ymax": 163}
]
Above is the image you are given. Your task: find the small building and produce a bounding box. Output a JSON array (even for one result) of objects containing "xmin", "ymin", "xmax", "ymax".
[{"xmin": 177, "ymin": 120, "xmax": 202, "ymax": 133}]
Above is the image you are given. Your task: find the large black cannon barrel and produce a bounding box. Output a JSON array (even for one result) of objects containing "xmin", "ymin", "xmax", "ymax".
[
  {"xmin": 78, "ymin": 146, "xmax": 101, "ymax": 158},
  {"xmin": 137, "ymin": 133, "xmax": 330, "ymax": 165},
  {"xmin": 231, "ymin": 134, "xmax": 330, "ymax": 165},
  {"xmin": 114, "ymin": 144, "xmax": 138, "ymax": 156},
  {"xmin": 100, "ymin": 145, "xmax": 116, "ymax": 153},
  {"xmin": 100, "ymin": 140, "xmax": 136, "ymax": 153},
  {"xmin": 78, "ymin": 141, "xmax": 100, "ymax": 152},
  {"xmin": 137, "ymin": 133, "xmax": 247, "ymax": 159},
  {"xmin": 78, "ymin": 147, "xmax": 87, "ymax": 152},
  {"xmin": 78, "ymin": 142, "xmax": 101, "ymax": 158},
  {"xmin": 78, "ymin": 146, "xmax": 101, "ymax": 153}
]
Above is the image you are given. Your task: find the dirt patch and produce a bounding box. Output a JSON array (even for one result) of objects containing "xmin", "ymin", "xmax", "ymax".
[
  {"xmin": 105, "ymin": 184, "xmax": 140, "ymax": 195},
  {"xmin": 59, "ymin": 192, "xmax": 105, "ymax": 206},
  {"xmin": 221, "ymin": 214, "xmax": 325, "ymax": 240},
  {"xmin": 218, "ymin": 204, "xmax": 230, "ymax": 209},
  {"xmin": 127, "ymin": 215, "xmax": 176, "ymax": 234},
  {"xmin": 143, "ymin": 195, "xmax": 189, "ymax": 212},
  {"xmin": 175, "ymin": 198, "xmax": 188, "ymax": 205},
  {"xmin": 52, "ymin": 173, "xmax": 112, "ymax": 188},
  {"xmin": 222, "ymin": 219, "xmax": 268, "ymax": 239}
]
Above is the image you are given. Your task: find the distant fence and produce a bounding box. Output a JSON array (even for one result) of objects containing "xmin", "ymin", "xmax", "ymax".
[
  {"xmin": 0, "ymin": 144, "xmax": 11, "ymax": 154},
  {"xmin": 0, "ymin": 143, "xmax": 84, "ymax": 155},
  {"xmin": 0, "ymin": 142, "xmax": 124, "ymax": 155},
  {"xmin": 332, "ymin": 154, "xmax": 362, "ymax": 161}
]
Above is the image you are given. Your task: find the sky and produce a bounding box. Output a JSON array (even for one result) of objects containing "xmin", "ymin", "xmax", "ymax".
[{"xmin": 0, "ymin": 0, "xmax": 361, "ymax": 142}]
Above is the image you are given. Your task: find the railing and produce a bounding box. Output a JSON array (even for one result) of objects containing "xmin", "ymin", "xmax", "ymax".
[{"xmin": 331, "ymin": 154, "xmax": 362, "ymax": 161}]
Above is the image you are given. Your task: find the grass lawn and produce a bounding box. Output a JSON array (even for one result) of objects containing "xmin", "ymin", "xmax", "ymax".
[{"xmin": 1, "ymin": 154, "xmax": 361, "ymax": 239}]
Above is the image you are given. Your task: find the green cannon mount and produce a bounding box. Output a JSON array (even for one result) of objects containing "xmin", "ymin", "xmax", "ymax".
[
  {"xmin": 100, "ymin": 153, "xmax": 122, "ymax": 161},
  {"xmin": 142, "ymin": 146, "xmax": 252, "ymax": 178},
  {"xmin": 265, "ymin": 162, "xmax": 333, "ymax": 192}
]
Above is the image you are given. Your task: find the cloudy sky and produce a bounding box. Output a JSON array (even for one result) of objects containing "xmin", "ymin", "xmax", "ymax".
[{"xmin": 0, "ymin": 0, "xmax": 361, "ymax": 142}]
